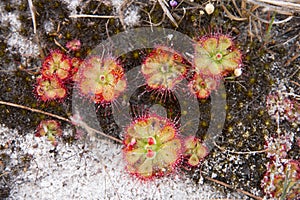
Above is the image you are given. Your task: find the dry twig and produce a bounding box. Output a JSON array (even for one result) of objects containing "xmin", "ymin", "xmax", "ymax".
[
  {"xmin": 158, "ymin": 0, "xmax": 178, "ymax": 27},
  {"xmin": 28, "ymin": 0, "xmax": 37, "ymax": 34},
  {"xmin": 69, "ymin": 14, "xmax": 119, "ymax": 19},
  {"xmin": 0, "ymin": 100, "xmax": 122, "ymax": 143},
  {"xmin": 246, "ymin": 0, "xmax": 300, "ymax": 14},
  {"xmin": 222, "ymin": 4, "xmax": 248, "ymax": 21}
]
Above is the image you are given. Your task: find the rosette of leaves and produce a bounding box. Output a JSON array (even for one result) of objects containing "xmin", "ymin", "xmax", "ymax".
[
  {"xmin": 141, "ymin": 46, "xmax": 187, "ymax": 90},
  {"xmin": 77, "ymin": 56, "xmax": 127, "ymax": 103},
  {"xmin": 35, "ymin": 75, "xmax": 67, "ymax": 102},
  {"xmin": 194, "ymin": 34, "xmax": 242, "ymax": 77},
  {"xmin": 35, "ymin": 120, "xmax": 62, "ymax": 146},
  {"xmin": 123, "ymin": 115, "xmax": 182, "ymax": 179},
  {"xmin": 189, "ymin": 73, "xmax": 219, "ymax": 99},
  {"xmin": 41, "ymin": 50, "xmax": 72, "ymax": 80},
  {"xmin": 183, "ymin": 136, "xmax": 209, "ymax": 166}
]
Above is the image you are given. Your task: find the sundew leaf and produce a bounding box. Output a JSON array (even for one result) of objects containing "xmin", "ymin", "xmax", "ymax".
[
  {"xmin": 125, "ymin": 148, "xmax": 145, "ymax": 165},
  {"xmin": 196, "ymin": 143, "xmax": 209, "ymax": 159},
  {"xmin": 202, "ymin": 37, "xmax": 218, "ymax": 53},
  {"xmin": 221, "ymin": 55, "xmax": 240, "ymax": 71},
  {"xmin": 157, "ymin": 139, "xmax": 181, "ymax": 164},
  {"xmin": 158, "ymin": 125, "xmax": 176, "ymax": 143},
  {"xmin": 102, "ymin": 85, "xmax": 115, "ymax": 102},
  {"xmin": 142, "ymin": 60, "xmax": 160, "ymax": 75},
  {"xmin": 188, "ymin": 153, "xmax": 200, "ymax": 166},
  {"xmin": 131, "ymin": 121, "xmax": 154, "ymax": 139},
  {"xmin": 184, "ymin": 137, "xmax": 197, "ymax": 150},
  {"xmin": 138, "ymin": 158, "xmax": 153, "ymax": 178},
  {"xmin": 218, "ymin": 35, "xmax": 233, "ymax": 51}
]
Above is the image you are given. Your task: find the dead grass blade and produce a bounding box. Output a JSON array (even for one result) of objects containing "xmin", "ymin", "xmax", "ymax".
[
  {"xmin": 246, "ymin": 0, "xmax": 300, "ymax": 14},
  {"xmin": 28, "ymin": 0, "xmax": 37, "ymax": 34},
  {"xmin": 158, "ymin": 0, "xmax": 179, "ymax": 27},
  {"xmin": 0, "ymin": 100, "xmax": 122, "ymax": 143},
  {"xmin": 222, "ymin": 4, "xmax": 248, "ymax": 21}
]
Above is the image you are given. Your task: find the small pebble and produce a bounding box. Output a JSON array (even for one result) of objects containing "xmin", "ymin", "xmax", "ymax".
[
  {"xmin": 205, "ymin": 3, "xmax": 215, "ymax": 15},
  {"xmin": 234, "ymin": 68, "xmax": 242, "ymax": 77}
]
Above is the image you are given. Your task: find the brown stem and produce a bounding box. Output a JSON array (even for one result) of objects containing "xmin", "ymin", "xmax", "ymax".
[
  {"xmin": 0, "ymin": 100, "xmax": 71, "ymax": 122},
  {"xmin": 0, "ymin": 100, "xmax": 122, "ymax": 143}
]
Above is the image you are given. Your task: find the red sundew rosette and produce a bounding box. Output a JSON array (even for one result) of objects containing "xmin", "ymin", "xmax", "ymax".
[
  {"xmin": 123, "ymin": 115, "xmax": 182, "ymax": 180},
  {"xmin": 66, "ymin": 39, "xmax": 81, "ymax": 51},
  {"xmin": 35, "ymin": 75, "xmax": 67, "ymax": 102},
  {"xmin": 35, "ymin": 120, "xmax": 62, "ymax": 146},
  {"xmin": 141, "ymin": 46, "xmax": 187, "ymax": 91},
  {"xmin": 77, "ymin": 56, "xmax": 127, "ymax": 103},
  {"xmin": 183, "ymin": 136, "xmax": 209, "ymax": 167},
  {"xmin": 41, "ymin": 50, "xmax": 72, "ymax": 81},
  {"xmin": 193, "ymin": 34, "xmax": 242, "ymax": 77},
  {"xmin": 188, "ymin": 73, "xmax": 220, "ymax": 99},
  {"xmin": 262, "ymin": 160, "xmax": 300, "ymax": 199}
]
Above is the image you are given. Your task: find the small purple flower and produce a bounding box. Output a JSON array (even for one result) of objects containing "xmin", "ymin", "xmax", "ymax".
[{"xmin": 169, "ymin": 0, "xmax": 178, "ymax": 7}]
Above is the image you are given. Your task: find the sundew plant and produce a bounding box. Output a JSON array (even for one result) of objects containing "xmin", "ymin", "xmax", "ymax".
[{"xmin": 0, "ymin": 0, "xmax": 299, "ymax": 199}]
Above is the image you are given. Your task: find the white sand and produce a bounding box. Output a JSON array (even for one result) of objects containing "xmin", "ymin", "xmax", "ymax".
[{"xmin": 0, "ymin": 124, "xmax": 243, "ymax": 200}]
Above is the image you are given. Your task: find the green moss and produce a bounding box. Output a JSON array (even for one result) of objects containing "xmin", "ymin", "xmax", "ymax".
[
  {"xmin": 76, "ymin": 22, "xmax": 82, "ymax": 29},
  {"xmin": 18, "ymin": 3, "xmax": 27, "ymax": 11},
  {"xmin": 249, "ymin": 77, "xmax": 256, "ymax": 85},
  {"xmin": 109, "ymin": 18, "xmax": 115, "ymax": 26},
  {"xmin": 18, "ymin": 14, "xmax": 27, "ymax": 22},
  {"xmin": 226, "ymin": 113, "xmax": 232, "ymax": 120},
  {"xmin": 247, "ymin": 90, "xmax": 253, "ymax": 98},
  {"xmin": 200, "ymin": 121, "xmax": 208, "ymax": 128},
  {"xmin": 6, "ymin": 87, "xmax": 12, "ymax": 92},
  {"xmin": 19, "ymin": 27, "xmax": 29, "ymax": 37},
  {"xmin": 4, "ymin": 3, "xmax": 15, "ymax": 12},
  {"xmin": 53, "ymin": 1, "xmax": 60, "ymax": 9},
  {"xmin": 258, "ymin": 109, "xmax": 264, "ymax": 116},
  {"xmin": 190, "ymin": 15, "xmax": 197, "ymax": 22},
  {"xmin": 0, "ymin": 44, "xmax": 7, "ymax": 57},
  {"xmin": 92, "ymin": 34, "xmax": 100, "ymax": 41}
]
